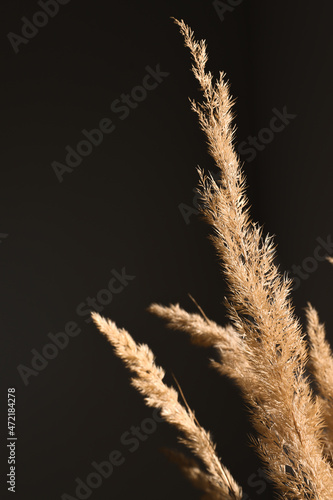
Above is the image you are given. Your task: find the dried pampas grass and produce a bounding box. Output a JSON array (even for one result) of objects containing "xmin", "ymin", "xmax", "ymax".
[{"xmin": 92, "ymin": 19, "xmax": 333, "ymax": 499}]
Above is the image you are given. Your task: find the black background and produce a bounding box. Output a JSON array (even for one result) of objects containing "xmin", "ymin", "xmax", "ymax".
[{"xmin": 1, "ymin": 1, "xmax": 333, "ymax": 499}]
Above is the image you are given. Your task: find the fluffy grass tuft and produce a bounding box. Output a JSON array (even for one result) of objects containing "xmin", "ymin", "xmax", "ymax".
[{"xmin": 92, "ymin": 19, "xmax": 333, "ymax": 499}]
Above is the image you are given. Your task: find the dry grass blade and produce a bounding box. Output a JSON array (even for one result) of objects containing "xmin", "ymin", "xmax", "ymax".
[
  {"xmin": 148, "ymin": 302, "xmax": 239, "ymax": 348},
  {"xmin": 306, "ymin": 303, "xmax": 333, "ymax": 406},
  {"xmin": 91, "ymin": 17, "xmax": 333, "ymax": 500},
  {"xmin": 91, "ymin": 311, "xmax": 243, "ymax": 500},
  {"xmin": 148, "ymin": 302, "xmax": 252, "ymax": 388},
  {"xmin": 174, "ymin": 17, "xmax": 333, "ymax": 499},
  {"xmin": 306, "ymin": 303, "xmax": 333, "ymax": 461}
]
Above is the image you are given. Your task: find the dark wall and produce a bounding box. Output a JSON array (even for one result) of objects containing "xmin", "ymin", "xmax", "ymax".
[{"xmin": 1, "ymin": 1, "xmax": 333, "ymax": 499}]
